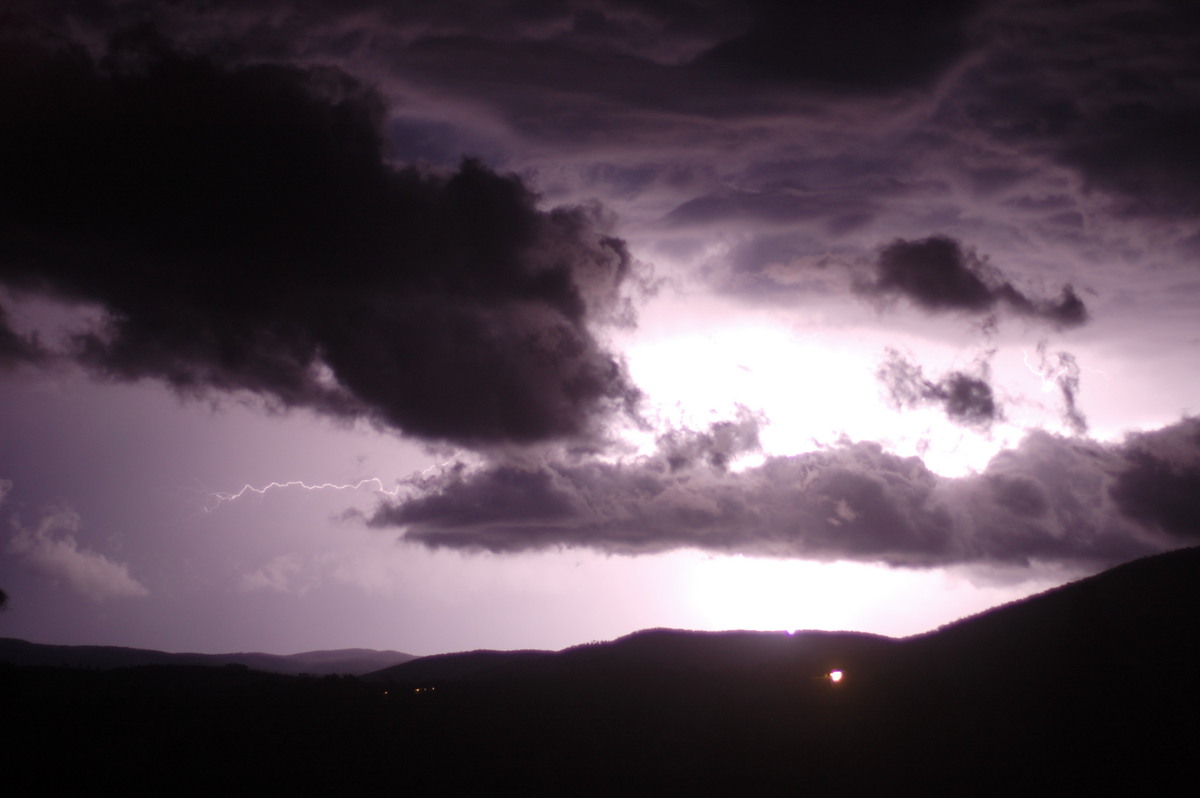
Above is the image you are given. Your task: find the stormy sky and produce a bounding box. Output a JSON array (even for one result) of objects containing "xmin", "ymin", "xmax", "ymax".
[{"xmin": 1, "ymin": 0, "xmax": 1198, "ymax": 656}]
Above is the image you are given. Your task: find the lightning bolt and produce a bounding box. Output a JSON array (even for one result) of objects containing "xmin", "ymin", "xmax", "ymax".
[
  {"xmin": 1022, "ymin": 348, "xmax": 1069, "ymax": 392},
  {"xmin": 1022, "ymin": 344, "xmax": 1089, "ymax": 434},
  {"xmin": 202, "ymin": 454, "xmax": 462, "ymax": 512}
]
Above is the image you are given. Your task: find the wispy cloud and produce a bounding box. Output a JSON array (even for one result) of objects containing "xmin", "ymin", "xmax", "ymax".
[
  {"xmin": 4, "ymin": 483, "xmax": 148, "ymax": 602},
  {"xmin": 238, "ymin": 552, "xmax": 317, "ymax": 595},
  {"xmin": 877, "ymin": 348, "xmax": 1001, "ymax": 430}
]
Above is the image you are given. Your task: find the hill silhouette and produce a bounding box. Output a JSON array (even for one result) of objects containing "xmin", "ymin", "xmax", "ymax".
[
  {"xmin": 4, "ymin": 547, "xmax": 1198, "ymax": 795},
  {"xmin": 0, "ymin": 638, "xmax": 414, "ymax": 675}
]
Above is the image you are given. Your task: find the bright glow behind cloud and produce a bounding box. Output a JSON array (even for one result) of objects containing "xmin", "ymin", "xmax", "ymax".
[{"xmin": 621, "ymin": 293, "xmax": 1013, "ymax": 477}]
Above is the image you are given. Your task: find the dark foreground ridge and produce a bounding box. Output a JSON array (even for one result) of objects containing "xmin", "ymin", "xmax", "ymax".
[{"xmin": 5, "ymin": 547, "xmax": 1199, "ymax": 796}]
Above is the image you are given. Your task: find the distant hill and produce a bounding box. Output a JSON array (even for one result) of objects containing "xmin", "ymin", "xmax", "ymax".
[
  {"xmin": 4, "ymin": 546, "xmax": 1198, "ymax": 795},
  {"xmin": 365, "ymin": 626, "xmax": 896, "ymax": 685},
  {"xmin": 0, "ymin": 638, "xmax": 415, "ymax": 675}
]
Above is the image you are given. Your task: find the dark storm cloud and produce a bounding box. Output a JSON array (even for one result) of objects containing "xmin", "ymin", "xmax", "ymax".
[
  {"xmin": 0, "ymin": 25, "xmax": 641, "ymax": 446},
  {"xmin": 78, "ymin": 0, "xmax": 741, "ymax": 66},
  {"xmin": 941, "ymin": 0, "xmax": 1200, "ymax": 218},
  {"xmin": 859, "ymin": 237, "xmax": 1088, "ymax": 328},
  {"xmin": 40, "ymin": 0, "xmax": 1195, "ymax": 233},
  {"xmin": 43, "ymin": 0, "xmax": 774, "ymax": 152},
  {"xmin": 1109, "ymin": 419, "xmax": 1200, "ymax": 541},
  {"xmin": 371, "ymin": 417, "xmax": 1200, "ymax": 567},
  {"xmin": 0, "ymin": 305, "xmax": 45, "ymax": 368},
  {"xmin": 694, "ymin": 0, "xmax": 983, "ymax": 90},
  {"xmin": 877, "ymin": 349, "xmax": 999, "ymax": 430}
]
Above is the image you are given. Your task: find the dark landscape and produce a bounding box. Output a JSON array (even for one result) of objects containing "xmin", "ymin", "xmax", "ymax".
[{"xmin": 5, "ymin": 546, "xmax": 1198, "ymax": 796}]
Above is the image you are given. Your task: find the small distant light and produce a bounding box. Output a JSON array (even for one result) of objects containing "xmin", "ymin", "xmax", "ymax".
[{"xmin": 829, "ymin": 670, "xmax": 843, "ymax": 683}]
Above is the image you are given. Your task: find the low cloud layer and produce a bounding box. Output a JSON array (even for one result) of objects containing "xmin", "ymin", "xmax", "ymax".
[
  {"xmin": 0, "ymin": 25, "xmax": 640, "ymax": 447},
  {"xmin": 368, "ymin": 418, "xmax": 1200, "ymax": 568}
]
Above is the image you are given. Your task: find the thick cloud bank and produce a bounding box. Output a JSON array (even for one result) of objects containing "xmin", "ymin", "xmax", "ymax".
[
  {"xmin": 0, "ymin": 26, "xmax": 639, "ymax": 446},
  {"xmin": 370, "ymin": 418, "xmax": 1200, "ymax": 568}
]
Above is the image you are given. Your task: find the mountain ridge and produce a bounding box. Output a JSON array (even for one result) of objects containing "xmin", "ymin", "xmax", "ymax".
[{"xmin": 0, "ymin": 637, "xmax": 415, "ymax": 675}]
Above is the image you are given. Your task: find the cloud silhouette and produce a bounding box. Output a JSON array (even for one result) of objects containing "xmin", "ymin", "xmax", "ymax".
[
  {"xmin": 0, "ymin": 25, "xmax": 641, "ymax": 447},
  {"xmin": 859, "ymin": 237, "xmax": 1088, "ymax": 328},
  {"xmin": 876, "ymin": 348, "xmax": 1000, "ymax": 430}
]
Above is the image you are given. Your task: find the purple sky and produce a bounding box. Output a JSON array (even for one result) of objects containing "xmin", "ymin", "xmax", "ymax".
[{"xmin": 2, "ymin": 0, "xmax": 1198, "ymax": 656}]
